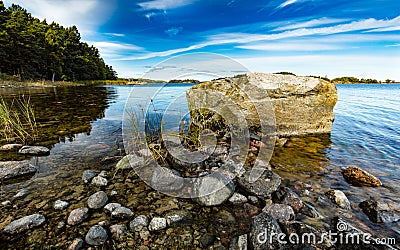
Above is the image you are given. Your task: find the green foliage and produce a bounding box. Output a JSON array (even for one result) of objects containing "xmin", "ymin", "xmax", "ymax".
[
  {"xmin": 0, "ymin": 1, "xmax": 117, "ymax": 81},
  {"xmin": 168, "ymin": 79, "xmax": 200, "ymax": 84},
  {"xmin": 332, "ymin": 76, "xmax": 380, "ymax": 84},
  {"xmin": 275, "ymin": 72, "xmax": 296, "ymax": 76},
  {"xmin": 0, "ymin": 96, "xmax": 38, "ymax": 144}
]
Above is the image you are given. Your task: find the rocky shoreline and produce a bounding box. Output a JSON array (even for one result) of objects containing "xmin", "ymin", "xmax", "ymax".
[{"xmin": 1, "ymin": 143, "xmax": 398, "ymax": 249}]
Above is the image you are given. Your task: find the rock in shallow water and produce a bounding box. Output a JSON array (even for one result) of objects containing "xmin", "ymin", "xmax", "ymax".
[
  {"xmin": 3, "ymin": 214, "xmax": 46, "ymax": 234},
  {"xmin": 193, "ymin": 172, "xmax": 235, "ymax": 206},
  {"xmin": 272, "ymin": 187, "xmax": 304, "ymax": 213},
  {"xmin": 88, "ymin": 191, "xmax": 108, "ymax": 209},
  {"xmin": 228, "ymin": 192, "xmax": 248, "ymax": 204},
  {"xmin": 91, "ymin": 175, "xmax": 108, "ymax": 187},
  {"xmin": 238, "ymin": 168, "xmax": 281, "ymax": 200},
  {"xmin": 129, "ymin": 215, "xmax": 149, "ymax": 231},
  {"xmin": 110, "ymin": 224, "xmax": 127, "ymax": 240},
  {"xmin": 111, "ymin": 206, "xmax": 134, "ymax": 219},
  {"xmin": 325, "ymin": 189, "xmax": 351, "ymax": 210},
  {"xmin": 85, "ymin": 225, "xmax": 108, "ymax": 246},
  {"xmin": 262, "ymin": 203, "xmax": 295, "ymax": 222},
  {"xmin": 0, "ymin": 160, "xmax": 37, "ymax": 180},
  {"xmin": 82, "ymin": 170, "xmax": 97, "ymax": 184},
  {"xmin": 18, "ymin": 146, "xmax": 50, "ymax": 156},
  {"xmin": 149, "ymin": 217, "xmax": 167, "ymax": 231},
  {"xmin": 67, "ymin": 238, "xmax": 84, "ymax": 250},
  {"xmin": 342, "ymin": 166, "xmax": 382, "ymax": 187},
  {"xmin": 104, "ymin": 203, "xmax": 122, "ymax": 214},
  {"xmin": 67, "ymin": 207, "xmax": 89, "ymax": 225},
  {"xmin": 250, "ymin": 212, "xmax": 282, "ymax": 250},
  {"xmin": 359, "ymin": 199, "xmax": 400, "ymax": 223},
  {"xmin": 54, "ymin": 200, "xmax": 69, "ymax": 210}
]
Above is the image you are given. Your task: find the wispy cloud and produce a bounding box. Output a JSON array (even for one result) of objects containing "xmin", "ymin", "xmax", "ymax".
[
  {"xmin": 117, "ymin": 15, "xmax": 400, "ymax": 61},
  {"xmin": 138, "ymin": 0, "xmax": 196, "ymax": 10},
  {"xmin": 90, "ymin": 41, "xmax": 144, "ymax": 58},
  {"xmin": 274, "ymin": 17, "xmax": 349, "ymax": 31},
  {"xmin": 165, "ymin": 27, "xmax": 183, "ymax": 37},
  {"xmin": 277, "ymin": 0, "xmax": 298, "ymax": 9},
  {"xmin": 104, "ymin": 33, "xmax": 126, "ymax": 37},
  {"xmin": 237, "ymin": 43, "xmax": 342, "ymax": 51}
]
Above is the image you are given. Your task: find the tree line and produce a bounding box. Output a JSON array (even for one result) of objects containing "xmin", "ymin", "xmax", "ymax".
[{"xmin": 0, "ymin": 1, "xmax": 117, "ymax": 81}]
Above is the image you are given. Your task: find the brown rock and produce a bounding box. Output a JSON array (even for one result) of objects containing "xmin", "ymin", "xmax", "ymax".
[{"xmin": 341, "ymin": 166, "xmax": 382, "ymax": 187}]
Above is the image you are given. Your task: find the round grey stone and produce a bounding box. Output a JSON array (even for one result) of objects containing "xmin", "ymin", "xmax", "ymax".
[
  {"xmin": 85, "ymin": 225, "xmax": 108, "ymax": 246},
  {"xmin": 88, "ymin": 191, "xmax": 108, "ymax": 209}
]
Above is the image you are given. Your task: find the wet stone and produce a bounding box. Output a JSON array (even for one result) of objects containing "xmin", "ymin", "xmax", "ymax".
[
  {"xmin": 54, "ymin": 200, "xmax": 69, "ymax": 210},
  {"xmin": 149, "ymin": 217, "xmax": 167, "ymax": 231},
  {"xmin": 262, "ymin": 203, "xmax": 295, "ymax": 222},
  {"xmin": 150, "ymin": 167, "xmax": 184, "ymax": 194},
  {"xmin": 91, "ymin": 175, "xmax": 108, "ymax": 187},
  {"xmin": 165, "ymin": 210, "xmax": 193, "ymax": 226},
  {"xmin": 3, "ymin": 214, "xmax": 46, "ymax": 235},
  {"xmin": 67, "ymin": 238, "xmax": 84, "ymax": 250},
  {"xmin": 342, "ymin": 166, "xmax": 382, "ymax": 187},
  {"xmin": 238, "ymin": 168, "xmax": 281, "ymax": 199},
  {"xmin": 272, "ymin": 187, "xmax": 304, "ymax": 213},
  {"xmin": 0, "ymin": 143, "xmax": 23, "ymax": 151},
  {"xmin": 194, "ymin": 172, "xmax": 235, "ymax": 206},
  {"xmin": 359, "ymin": 200, "xmax": 400, "ymax": 223},
  {"xmin": 0, "ymin": 160, "xmax": 37, "ymax": 180},
  {"xmin": 85, "ymin": 225, "xmax": 108, "ymax": 246},
  {"xmin": 325, "ymin": 189, "xmax": 351, "ymax": 210},
  {"xmin": 67, "ymin": 207, "xmax": 89, "ymax": 225},
  {"xmin": 104, "ymin": 203, "xmax": 122, "ymax": 214},
  {"xmin": 82, "ymin": 170, "xmax": 97, "ymax": 184},
  {"xmin": 18, "ymin": 146, "xmax": 50, "ymax": 156},
  {"xmin": 129, "ymin": 215, "xmax": 149, "ymax": 231},
  {"xmin": 228, "ymin": 192, "xmax": 248, "ymax": 204},
  {"xmin": 88, "ymin": 191, "xmax": 108, "ymax": 209},
  {"xmin": 250, "ymin": 212, "xmax": 283, "ymax": 250},
  {"xmin": 200, "ymin": 233, "xmax": 216, "ymax": 248},
  {"xmin": 14, "ymin": 189, "xmax": 28, "ymax": 199},
  {"xmin": 111, "ymin": 206, "xmax": 134, "ymax": 219}
]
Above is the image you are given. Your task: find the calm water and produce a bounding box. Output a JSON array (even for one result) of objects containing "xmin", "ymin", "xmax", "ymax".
[{"xmin": 0, "ymin": 83, "xmax": 399, "ymax": 243}]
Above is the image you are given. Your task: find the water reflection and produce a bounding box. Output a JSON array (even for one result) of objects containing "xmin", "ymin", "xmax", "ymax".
[{"xmin": 0, "ymin": 86, "xmax": 116, "ymax": 160}]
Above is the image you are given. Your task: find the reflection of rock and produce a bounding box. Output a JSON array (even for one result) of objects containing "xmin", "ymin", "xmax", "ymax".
[
  {"xmin": 186, "ymin": 73, "xmax": 338, "ymax": 137},
  {"xmin": 359, "ymin": 200, "xmax": 400, "ymax": 223},
  {"xmin": 193, "ymin": 172, "xmax": 235, "ymax": 206},
  {"xmin": 18, "ymin": 146, "xmax": 50, "ymax": 156},
  {"xmin": 3, "ymin": 214, "xmax": 46, "ymax": 235},
  {"xmin": 325, "ymin": 189, "xmax": 351, "ymax": 210},
  {"xmin": 342, "ymin": 166, "xmax": 382, "ymax": 187},
  {"xmin": 0, "ymin": 160, "xmax": 37, "ymax": 180}
]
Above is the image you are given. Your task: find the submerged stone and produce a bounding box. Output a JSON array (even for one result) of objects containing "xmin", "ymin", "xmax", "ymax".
[
  {"xmin": 359, "ymin": 200, "xmax": 400, "ymax": 223},
  {"xmin": 342, "ymin": 166, "xmax": 382, "ymax": 187},
  {"xmin": 325, "ymin": 189, "xmax": 351, "ymax": 210},
  {"xmin": 3, "ymin": 214, "xmax": 46, "ymax": 235},
  {"xmin": 85, "ymin": 225, "xmax": 108, "ymax": 246},
  {"xmin": 0, "ymin": 161, "xmax": 37, "ymax": 180}
]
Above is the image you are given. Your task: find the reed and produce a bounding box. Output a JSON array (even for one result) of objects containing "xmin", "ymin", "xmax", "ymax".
[{"xmin": 0, "ymin": 96, "xmax": 38, "ymax": 144}]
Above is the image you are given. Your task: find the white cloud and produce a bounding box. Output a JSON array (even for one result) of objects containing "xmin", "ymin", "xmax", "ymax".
[
  {"xmin": 138, "ymin": 0, "xmax": 196, "ymax": 10},
  {"xmin": 277, "ymin": 0, "xmax": 298, "ymax": 9},
  {"xmin": 3, "ymin": 0, "xmax": 116, "ymax": 35},
  {"xmin": 366, "ymin": 26, "xmax": 400, "ymax": 32},
  {"xmin": 237, "ymin": 43, "xmax": 341, "ymax": 51},
  {"xmin": 89, "ymin": 41, "xmax": 144, "ymax": 58},
  {"xmin": 274, "ymin": 17, "xmax": 349, "ymax": 31}
]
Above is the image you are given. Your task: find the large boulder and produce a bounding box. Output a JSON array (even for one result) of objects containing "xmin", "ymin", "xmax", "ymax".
[
  {"xmin": 186, "ymin": 73, "xmax": 338, "ymax": 138},
  {"xmin": 0, "ymin": 160, "xmax": 37, "ymax": 180}
]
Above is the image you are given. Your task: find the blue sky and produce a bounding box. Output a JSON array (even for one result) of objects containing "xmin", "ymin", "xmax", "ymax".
[{"xmin": 4, "ymin": 0, "xmax": 400, "ymax": 80}]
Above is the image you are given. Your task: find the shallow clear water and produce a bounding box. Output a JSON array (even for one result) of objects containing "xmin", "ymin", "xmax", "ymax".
[{"xmin": 0, "ymin": 83, "xmax": 399, "ymax": 246}]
